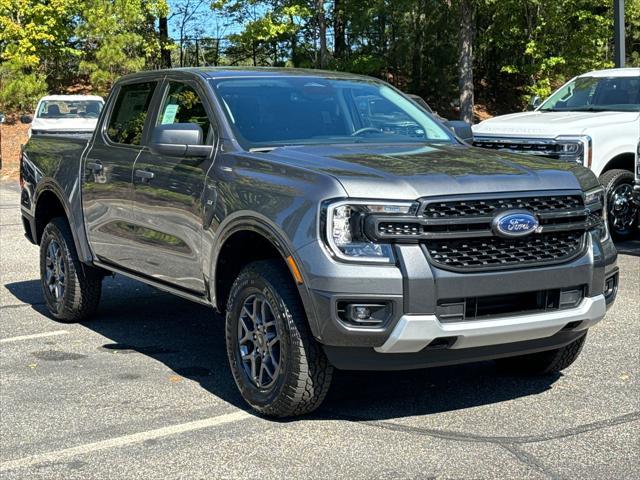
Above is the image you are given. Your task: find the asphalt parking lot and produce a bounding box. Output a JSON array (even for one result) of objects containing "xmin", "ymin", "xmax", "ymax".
[{"xmin": 1, "ymin": 180, "xmax": 638, "ymax": 479}]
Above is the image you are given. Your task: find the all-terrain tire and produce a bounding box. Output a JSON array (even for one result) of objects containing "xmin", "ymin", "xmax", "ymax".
[
  {"xmin": 495, "ymin": 333, "xmax": 587, "ymax": 375},
  {"xmin": 225, "ymin": 260, "xmax": 333, "ymax": 417},
  {"xmin": 599, "ymin": 169, "xmax": 637, "ymax": 240},
  {"xmin": 39, "ymin": 217, "xmax": 102, "ymax": 322}
]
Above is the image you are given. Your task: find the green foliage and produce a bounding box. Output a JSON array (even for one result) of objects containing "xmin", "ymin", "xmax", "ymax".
[
  {"xmin": 78, "ymin": 0, "xmax": 169, "ymax": 95},
  {"xmin": 0, "ymin": 60, "xmax": 47, "ymax": 111},
  {"xmin": 0, "ymin": 0, "xmax": 637, "ymax": 114},
  {"xmin": 0, "ymin": 0, "xmax": 80, "ymax": 110},
  {"xmin": 0, "ymin": 0, "xmax": 168, "ymax": 109}
]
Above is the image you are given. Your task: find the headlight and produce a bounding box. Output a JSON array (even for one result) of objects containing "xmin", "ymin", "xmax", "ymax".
[
  {"xmin": 555, "ymin": 135, "xmax": 592, "ymax": 167},
  {"xmin": 584, "ymin": 187, "xmax": 608, "ymax": 241},
  {"xmin": 324, "ymin": 200, "xmax": 417, "ymax": 263}
]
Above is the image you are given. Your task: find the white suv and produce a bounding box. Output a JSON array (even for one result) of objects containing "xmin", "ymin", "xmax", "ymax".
[{"xmin": 473, "ymin": 68, "xmax": 640, "ymax": 238}]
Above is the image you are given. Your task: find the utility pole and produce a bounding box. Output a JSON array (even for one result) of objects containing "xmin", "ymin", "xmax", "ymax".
[{"xmin": 614, "ymin": 0, "xmax": 625, "ymax": 68}]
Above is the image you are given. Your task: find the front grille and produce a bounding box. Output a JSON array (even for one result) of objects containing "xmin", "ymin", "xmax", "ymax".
[
  {"xmin": 436, "ymin": 285, "xmax": 586, "ymax": 322},
  {"xmin": 365, "ymin": 192, "xmax": 599, "ymax": 272},
  {"xmin": 473, "ymin": 138, "xmax": 563, "ymax": 159},
  {"xmin": 422, "ymin": 195, "xmax": 583, "ymax": 219},
  {"xmin": 424, "ymin": 231, "xmax": 584, "ymax": 270}
]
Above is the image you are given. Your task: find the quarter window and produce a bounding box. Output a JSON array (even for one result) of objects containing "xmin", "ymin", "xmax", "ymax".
[
  {"xmin": 158, "ymin": 82, "xmax": 211, "ymax": 144},
  {"xmin": 106, "ymin": 82, "xmax": 156, "ymax": 145}
]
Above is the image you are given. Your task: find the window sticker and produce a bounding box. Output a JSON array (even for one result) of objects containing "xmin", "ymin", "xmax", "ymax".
[{"xmin": 161, "ymin": 104, "xmax": 179, "ymax": 124}]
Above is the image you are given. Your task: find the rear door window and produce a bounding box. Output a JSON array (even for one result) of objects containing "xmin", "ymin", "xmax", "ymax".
[{"xmin": 106, "ymin": 82, "xmax": 157, "ymax": 145}]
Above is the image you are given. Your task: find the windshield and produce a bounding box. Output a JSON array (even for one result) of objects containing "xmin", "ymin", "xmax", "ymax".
[
  {"xmin": 539, "ymin": 76, "xmax": 640, "ymax": 112},
  {"xmin": 36, "ymin": 100, "xmax": 103, "ymax": 119},
  {"xmin": 210, "ymin": 77, "xmax": 453, "ymax": 149}
]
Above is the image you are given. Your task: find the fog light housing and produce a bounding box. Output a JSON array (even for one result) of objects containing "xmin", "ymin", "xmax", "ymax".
[
  {"xmin": 559, "ymin": 288, "xmax": 584, "ymax": 309},
  {"xmin": 604, "ymin": 273, "xmax": 618, "ymax": 305},
  {"xmin": 337, "ymin": 302, "xmax": 391, "ymax": 327}
]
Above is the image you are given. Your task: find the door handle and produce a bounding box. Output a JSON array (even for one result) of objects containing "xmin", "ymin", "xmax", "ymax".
[
  {"xmin": 86, "ymin": 160, "xmax": 103, "ymax": 173},
  {"xmin": 135, "ymin": 169, "xmax": 155, "ymax": 182}
]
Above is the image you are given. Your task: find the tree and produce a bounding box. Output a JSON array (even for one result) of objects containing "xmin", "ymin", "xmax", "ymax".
[
  {"xmin": 333, "ymin": 0, "xmax": 347, "ymax": 60},
  {"xmin": 77, "ymin": 0, "xmax": 169, "ymax": 94},
  {"xmin": 0, "ymin": 0, "xmax": 80, "ymax": 109},
  {"xmin": 171, "ymin": 0, "xmax": 209, "ymax": 67},
  {"xmin": 316, "ymin": 0, "xmax": 328, "ymax": 68},
  {"xmin": 458, "ymin": 0, "xmax": 475, "ymax": 123}
]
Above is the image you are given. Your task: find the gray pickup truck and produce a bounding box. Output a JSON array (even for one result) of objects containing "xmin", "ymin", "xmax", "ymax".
[{"xmin": 20, "ymin": 68, "xmax": 619, "ymax": 417}]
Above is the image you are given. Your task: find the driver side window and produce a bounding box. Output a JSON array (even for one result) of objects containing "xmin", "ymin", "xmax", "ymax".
[{"xmin": 158, "ymin": 82, "xmax": 212, "ymax": 144}]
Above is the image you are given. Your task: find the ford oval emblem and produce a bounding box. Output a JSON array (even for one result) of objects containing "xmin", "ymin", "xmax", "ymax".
[{"xmin": 492, "ymin": 210, "xmax": 539, "ymax": 238}]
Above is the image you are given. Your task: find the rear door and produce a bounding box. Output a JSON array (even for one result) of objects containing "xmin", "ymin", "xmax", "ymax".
[
  {"xmin": 129, "ymin": 77, "xmax": 217, "ymax": 293},
  {"xmin": 82, "ymin": 80, "xmax": 159, "ymax": 267}
]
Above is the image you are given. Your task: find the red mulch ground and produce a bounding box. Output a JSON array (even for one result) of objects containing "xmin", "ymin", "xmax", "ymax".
[{"xmin": 0, "ymin": 121, "xmax": 30, "ymax": 180}]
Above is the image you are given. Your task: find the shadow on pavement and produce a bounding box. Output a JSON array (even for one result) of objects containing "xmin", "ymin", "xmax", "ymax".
[{"xmin": 6, "ymin": 276, "xmax": 562, "ymax": 421}]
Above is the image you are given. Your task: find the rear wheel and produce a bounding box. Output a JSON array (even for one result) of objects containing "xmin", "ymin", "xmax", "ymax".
[
  {"xmin": 599, "ymin": 169, "xmax": 637, "ymax": 239},
  {"xmin": 40, "ymin": 217, "xmax": 102, "ymax": 322},
  {"xmin": 495, "ymin": 333, "xmax": 587, "ymax": 375},
  {"xmin": 225, "ymin": 260, "xmax": 333, "ymax": 417}
]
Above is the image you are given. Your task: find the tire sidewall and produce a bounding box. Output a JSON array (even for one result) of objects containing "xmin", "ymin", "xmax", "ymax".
[
  {"xmin": 225, "ymin": 270, "xmax": 294, "ymax": 410},
  {"xmin": 602, "ymin": 170, "xmax": 636, "ymax": 238},
  {"xmin": 40, "ymin": 222, "xmax": 71, "ymax": 318}
]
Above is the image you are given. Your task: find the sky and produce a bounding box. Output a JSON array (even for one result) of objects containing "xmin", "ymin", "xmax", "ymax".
[{"xmin": 166, "ymin": 0, "xmax": 248, "ymax": 40}]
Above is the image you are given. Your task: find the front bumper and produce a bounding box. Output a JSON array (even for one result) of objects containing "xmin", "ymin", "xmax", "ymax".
[
  {"xmin": 375, "ymin": 295, "xmax": 605, "ymax": 353},
  {"xmin": 297, "ymin": 230, "xmax": 617, "ymax": 369}
]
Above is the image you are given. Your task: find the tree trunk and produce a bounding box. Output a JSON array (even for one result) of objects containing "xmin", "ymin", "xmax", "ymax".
[
  {"xmin": 334, "ymin": 0, "xmax": 346, "ymax": 61},
  {"xmin": 316, "ymin": 0, "xmax": 328, "ymax": 68},
  {"xmin": 458, "ymin": 0, "xmax": 475, "ymax": 123},
  {"xmin": 411, "ymin": 7, "xmax": 423, "ymax": 93},
  {"xmin": 159, "ymin": 16, "xmax": 171, "ymax": 68}
]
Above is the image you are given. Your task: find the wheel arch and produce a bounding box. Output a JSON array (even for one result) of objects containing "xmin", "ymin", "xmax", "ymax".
[
  {"xmin": 33, "ymin": 181, "xmax": 93, "ymax": 263},
  {"xmin": 600, "ymin": 153, "xmax": 635, "ymax": 176},
  {"xmin": 210, "ymin": 215, "xmax": 321, "ymax": 338}
]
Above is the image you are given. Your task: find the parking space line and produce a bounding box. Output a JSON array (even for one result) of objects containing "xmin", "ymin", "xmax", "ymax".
[
  {"xmin": 0, "ymin": 330, "xmax": 69, "ymax": 344},
  {"xmin": 0, "ymin": 410, "xmax": 252, "ymax": 472}
]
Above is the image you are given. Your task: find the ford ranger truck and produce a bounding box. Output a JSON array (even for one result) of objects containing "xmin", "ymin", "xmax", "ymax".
[
  {"xmin": 20, "ymin": 68, "xmax": 619, "ymax": 417},
  {"xmin": 473, "ymin": 68, "xmax": 640, "ymax": 239}
]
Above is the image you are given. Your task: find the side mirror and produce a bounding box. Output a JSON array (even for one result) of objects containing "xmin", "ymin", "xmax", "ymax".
[
  {"xmin": 527, "ymin": 96, "xmax": 542, "ymax": 111},
  {"xmin": 20, "ymin": 114, "xmax": 32, "ymax": 124},
  {"xmin": 149, "ymin": 123, "xmax": 213, "ymax": 157},
  {"xmin": 444, "ymin": 120, "xmax": 473, "ymax": 143}
]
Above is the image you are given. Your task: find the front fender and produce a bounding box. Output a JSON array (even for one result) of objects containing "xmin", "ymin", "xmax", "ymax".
[{"xmin": 206, "ymin": 212, "xmax": 323, "ymax": 340}]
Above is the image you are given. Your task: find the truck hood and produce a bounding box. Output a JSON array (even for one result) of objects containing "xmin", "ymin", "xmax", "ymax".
[
  {"xmin": 31, "ymin": 117, "xmax": 99, "ymax": 133},
  {"xmin": 252, "ymin": 143, "xmax": 599, "ymax": 199},
  {"xmin": 472, "ymin": 110, "xmax": 640, "ymax": 137}
]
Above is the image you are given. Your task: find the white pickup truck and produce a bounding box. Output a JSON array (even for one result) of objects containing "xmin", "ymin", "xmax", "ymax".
[
  {"xmin": 21, "ymin": 95, "xmax": 104, "ymax": 137},
  {"xmin": 473, "ymin": 68, "xmax": 640, "ymax": 238}
]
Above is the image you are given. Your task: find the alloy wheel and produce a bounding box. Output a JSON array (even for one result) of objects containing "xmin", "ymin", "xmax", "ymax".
[
  {"xmin": 237, "ymin": 294, "xmax": 282, "ymax": 389},
  {"xmin": 45, "ymin": 240, "xmax": 66, "ymax": 303},
  {"xmin": 609, "ymin": 182, "xmax": 636, "ymax": 235}
]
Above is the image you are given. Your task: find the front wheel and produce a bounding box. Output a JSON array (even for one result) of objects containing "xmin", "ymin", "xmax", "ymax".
[
  {"xmin": 599, "ymin": 169, "xmax": 637, "ymax": 239},
  {"xmin": 40, "ymin": 217, "xmax": 103, "ymax": 322},
  {"xmin": 495, "ymin": 333, "xmax": 587, "ymax": 375},
  {"xmin": 225, "ymin": 260, "xmax": 333, "ymax": 417}
]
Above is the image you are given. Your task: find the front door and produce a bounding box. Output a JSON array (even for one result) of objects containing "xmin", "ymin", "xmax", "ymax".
[
  {"xmin": 82, "ymin": 80, "xmax": 159, "ymax": 267},
  {"xmin": 130, "ymin": 79, "xmax": 217, "ymax": 293}
]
